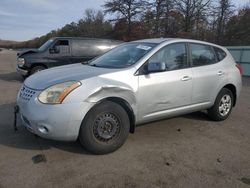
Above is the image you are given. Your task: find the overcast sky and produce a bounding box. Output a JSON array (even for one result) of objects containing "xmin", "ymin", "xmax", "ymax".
[{"xmin": 0, "ymin": 0, "xmax": 249, "ymax": 41}]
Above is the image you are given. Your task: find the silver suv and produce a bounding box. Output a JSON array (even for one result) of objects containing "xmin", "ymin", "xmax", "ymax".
[{"xmin": 16, "ymin": 38, "xmax": 242, "ymax": 154}]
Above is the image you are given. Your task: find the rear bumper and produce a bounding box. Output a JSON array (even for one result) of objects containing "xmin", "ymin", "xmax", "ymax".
[{"xmin": 16, "ymin": 66, "xmax": 28, "ymax": 76}]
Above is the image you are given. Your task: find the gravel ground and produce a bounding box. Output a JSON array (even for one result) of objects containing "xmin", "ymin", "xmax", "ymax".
[{"xmin": 0, "ymin": 49, "xmax": 250, "ymax": 188}]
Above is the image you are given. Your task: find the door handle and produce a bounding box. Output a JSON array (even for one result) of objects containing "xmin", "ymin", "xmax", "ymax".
[
  {"xmin": 181, "ymin": 76, "xmax": 192, "ymax": 81},
  {"xmin": 217, "ymin": 71, "xmax": 224, "ymax": 76}
]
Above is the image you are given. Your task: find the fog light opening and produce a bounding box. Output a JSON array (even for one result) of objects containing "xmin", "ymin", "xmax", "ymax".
[{"xmin": 38, "ymin": 125, "xmax": 49, "ymax": 134}]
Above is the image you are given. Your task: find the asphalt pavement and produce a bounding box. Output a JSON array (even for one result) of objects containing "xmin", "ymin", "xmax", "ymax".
[{"xmin": 0, "ymin": 49, "xmax": 250, "ymax": 188}]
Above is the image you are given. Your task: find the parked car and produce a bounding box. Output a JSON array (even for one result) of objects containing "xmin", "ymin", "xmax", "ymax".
[
  {"xmin": 16, "ymin": 37, "xmax": 122, "ymax": 77},
  {"xmin": 16, "ymin": 38, "xmax": 242, "ymax": 154}
]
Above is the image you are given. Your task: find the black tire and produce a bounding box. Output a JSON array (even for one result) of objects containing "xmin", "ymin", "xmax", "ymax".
[
  {"xmin": 208, "ymin": 88, "xmax": 234, "ymax": 121},
  {"xmin": 30, "ymin": 66, "xmax": 46, "ymax": 75},
  {"xmin": 79, "ymin": 101, "xmax": 130, "ymax": 154}
]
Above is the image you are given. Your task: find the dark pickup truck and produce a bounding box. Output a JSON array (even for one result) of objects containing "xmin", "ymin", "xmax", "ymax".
[{"xmin": 17, "ymin": 37, "xmax": 122, "ymax": 77}]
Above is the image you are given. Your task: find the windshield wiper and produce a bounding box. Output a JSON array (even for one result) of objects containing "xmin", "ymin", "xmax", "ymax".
[
  {"xmin": 81, "ymin": 60, "xmax": 90, "ymax": 65},
  {"xmin": 86, "ymin": 63, "xmax": 125, "ymax": 68},
  {"xmin": 89, "ymin": 63, "xmax": 97, "ymax": 67}
]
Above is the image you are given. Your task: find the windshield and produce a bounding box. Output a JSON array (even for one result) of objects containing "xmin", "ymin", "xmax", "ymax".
[
  {"xmin": 38, "ymin": 39, "xmax": 54, "ymax": 51},
  {"xmin": 89, "ymin": 42, "xmax": 157, "ymax": 68}
]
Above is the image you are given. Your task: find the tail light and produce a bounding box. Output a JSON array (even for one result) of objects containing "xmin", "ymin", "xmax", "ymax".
[{"xmin": 236, "ymin": 64, "xmax": 243, "ymax": 75}]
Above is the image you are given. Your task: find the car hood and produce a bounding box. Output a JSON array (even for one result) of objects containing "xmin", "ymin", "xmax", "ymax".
[
  {"xmin": 24, "ymin": 63, "xmax": 118, "ymax": 90},
  {"xmin": 17, "ymin": 49, "xmax": 39, "ymax": 57}
]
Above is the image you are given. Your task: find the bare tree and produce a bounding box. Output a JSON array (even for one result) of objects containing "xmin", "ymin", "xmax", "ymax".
[
  {"xmin": 77, "ymin": 9, "xmax": 112, "ymax": 37},
  {"xmin": 214, "ymin": 0, "xmax": 234, "ymax": 43},
  {"xmin": 152, "ymin": 0, "xmax": 165, "ymax": 36},
  {"xmin": 224, "ymin": 6, "xmax": 250, "ymax": 45},
  {"xmin": 147, "ymin": 0, "xmax": 174, "ymax": 37},
  {"xmin": 142, "ymin": 0, "xmax": 177, "ymax": 37},
  {"xmin": 103, "ymin": 0, "xmax": 147, "ymax": 38},
  {"xmin": 163, "ymin": 0, "xmax": 177, "ymax": 36},
  {"xmin": 174, "ymin": 0, "xmax": 211, "ymax": 33}
]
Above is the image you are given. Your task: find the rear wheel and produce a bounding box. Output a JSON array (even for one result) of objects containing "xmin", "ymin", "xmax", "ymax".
[
  {"xmin": 30, "ymin": 66, "xmax": 46, "ymax": 75},
  {"xmin": 208, "ymin": 88, "xmax": 234, "ymax": 121},
  {"xmin": 79, "ymin": 101, "xmax": 130, "ymax": 154}
]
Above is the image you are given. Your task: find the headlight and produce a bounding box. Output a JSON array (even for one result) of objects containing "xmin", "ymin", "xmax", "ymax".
[
  {"xmin": 38, "ymin": 81, "xmax": 81, "ymax": 104},
  {"xmin": 17, "ymin": 58, "xmax": 25, "ymax": 67}
]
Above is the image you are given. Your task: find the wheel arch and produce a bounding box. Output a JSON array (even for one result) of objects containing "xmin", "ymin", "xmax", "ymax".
[
  {"xmin": 88, "ymin": 97, "xmax": 136, "ymax": 134},
  {"xmin": 30, "ymin": 63, "xmax": 48, "ymax": 69},
  {"xmin": 222, "ymin": 84, "xmax": 237, "ymax": 106},
  {"xmin": 103, "ymin": 97, "xmax": 135, "ymax": 133},
  {"xmin": 29, "ymin": 63, "xmax": 47, "ymax": 74}
]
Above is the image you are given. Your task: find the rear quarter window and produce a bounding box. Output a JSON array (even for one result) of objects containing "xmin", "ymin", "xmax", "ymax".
[{"xmin": 214, "ymin": 47, "xmax": 227, "ymax": 61}]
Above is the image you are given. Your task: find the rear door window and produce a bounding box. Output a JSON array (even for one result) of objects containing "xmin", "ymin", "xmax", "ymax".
[{"xmin": 190, "ymin": 43, "xmax": 216, "ymax": 66}]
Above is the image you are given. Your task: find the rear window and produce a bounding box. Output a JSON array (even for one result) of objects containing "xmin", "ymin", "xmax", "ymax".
[
  {"xmin": 214, "ymin": 47, "xmax": 227, "ymax": 61},
  {"xmin": 190, "ymin": 43, "xmax": 216, "ymax": 66}
]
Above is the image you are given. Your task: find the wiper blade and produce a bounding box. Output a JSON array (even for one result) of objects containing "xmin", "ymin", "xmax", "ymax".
[
  {"xmin": 81, "ymin": 60, "xmax": 90, "ymax": 65},
  {"xmin": 89, "ymin": 63, "xmax": 97, "ymax": 67},
  {"xmin": 87, "ymin": 63, "xmax": 124, "ymax": 68}
]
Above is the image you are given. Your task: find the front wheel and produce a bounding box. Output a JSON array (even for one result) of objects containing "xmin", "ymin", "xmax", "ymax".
[
  {"xmin": 208, "ymin": 88, "xmax": 234, "ymax": 121},
  {"xmin": 79, "ymin": 101, "xmax": 130, "ymax": 154}
]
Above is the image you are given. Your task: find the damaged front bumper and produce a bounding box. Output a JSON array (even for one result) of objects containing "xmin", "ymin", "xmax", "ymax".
[
  {"xmin": 16, "ymin": 66, "xmax": 28, "ymax": 76},
  {"xmin": 16, "ymin": 87, "xmax": 94, "ymax": 141}
]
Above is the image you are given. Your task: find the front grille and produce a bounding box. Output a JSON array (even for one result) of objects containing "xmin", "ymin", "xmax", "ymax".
[{"xmin": 19, "ymin": 85, "xmax": 36, "ymax": 101}]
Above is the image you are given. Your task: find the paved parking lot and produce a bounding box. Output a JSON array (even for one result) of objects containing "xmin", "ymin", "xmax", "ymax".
[{"xmin": 0, "ymin": 49, "xmax": 250, "ymax": 188}]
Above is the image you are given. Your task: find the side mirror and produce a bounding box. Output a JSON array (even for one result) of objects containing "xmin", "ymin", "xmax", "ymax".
[{"xmin": 146, "ymin": 62, "xmax": 166, "ymax": 74}]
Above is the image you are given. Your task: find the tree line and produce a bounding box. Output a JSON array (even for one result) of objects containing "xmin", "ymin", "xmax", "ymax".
[{"xmin": 1, "ymin": 0, "xmax": 250, "ymax": 49}]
